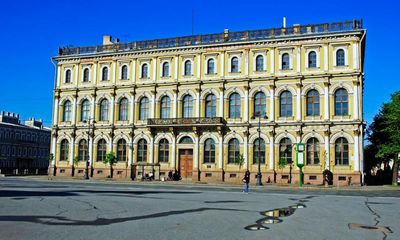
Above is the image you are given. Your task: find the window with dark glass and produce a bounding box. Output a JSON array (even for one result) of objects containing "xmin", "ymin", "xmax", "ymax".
[
  {"xmin": 160, "ymin": 96, "xmax": 171, "ymax": 119},
  {"xmin": 229, "ymin": 93, "xmax": 241, "ymax": 119},
  {"xmin": 306, "ymin": 138, "xmax": 320, "ymax": 165},
  {"xmin": 65, "ymin": 69, "xmax": 71, "ymax": 83},
  {"xmin": 184, "ymin": 60, "xmax": 192, "ymax": 76},
  {"xmin": 179, "ymin": 136, "xmax": 193, "ymax": 144},
  {"xmin": 137, "ymin": 139, "xmax": 147, "ymax": 162},
  {"xmin": 121, "ymin": 65, "xmax": 128, "ymax": 80},
  {"xmin": 182, "ymin": 95, "xmax": 193, "ymax": 118},
  {"xmin": 254, "ymin": 92, "xmax": 266, "ymax": 116},
  {"xmin": 335, "ymin": 137, "xmax": 349, "ymax": 165},
  {"xmin": 334, "ymin": 88, "xmax": 348, "ymax": 116},
  {"xmin": 256, "ymin": 55, "xmax": 264, "ymax": 71},
  {"xmin": 60, "ymin": 139, "xmax": 69, "ymax": 161},
  {"xmin": 228, "ymin": 138, "xmax": 240, "ymax": 164},
  {"xmin": 204, "ymin": 138, "xmax": 215, "ymax": 163},
  {"xmin": 81, "ymin": 100, "xmax": 90, "ymax": 122},
  {"xmin": 158, "ymin": 139, "xmax": 169, "ymax": 163},
  {"xmin": 117, "ymin": 139, "xmax": 127, "ymax": 162},
  {"xmin": 336, "ymin": 49, "xmax": 345, "ymax": 66},
  {"xmin": 99, "ymin": 99, "xmax": 109, "ymax": 121},
  {"xmin": 231, "ymin": 57, "xmax": 239, "ymax": 73},
  {"xmin": 102, "ymin": 67, "xmax": 109, "ymax": 81},
  {"xmin": 78, "ymin": 139, "xmax": 88, "ymax": 161},
  {"xmin": 282, "ymin": 53, "xmax": 290, "ymax": 70},
  {"xmin": 63, "ymin": 100, "xmax": 72, "ymax": 122},
  {"xmin": 97, "ymin": 139, "xmax": 107, "ymax": 162},
  {"xmin": 279, "ymin": 91, "xmax": 292, "ymax": 117},
  {"xmin": 306, "ymin": 90, "xmax": 320, "ymax": 116},
  {"xmin": 162, "ymin": 62, "xmax": 169, "ymax": 77},
  {"xmin": 119, "ymin": 98, "xmax": 129, "ymax": 121},
  {"xmin": 279, "ymin": 138, "xmax": 292, "ymax": 164},
  {"xmin": 141, "ymin": 64, "xmax": 148, "ymax": 78},
  {"xmin": 253, "ymin": 138, "xmax": 265, "ymax": 164},
  {"xmin": 139, "ymin": 97, "xmax": 149, "ymax": 120},
  {"xmin": 83, "ymin": 68, "xmax": 89, "ymax": 82},
  {"xmin": 207, "ymin": 59, "xmax": 215, "ymax": 74},
  {"xmin": 308, "ymin": 51, "xmax": 317, "ymax": 68},
  {"xmin": 205, "ymin": 94, "xmax": 216, "ymax": 118}
]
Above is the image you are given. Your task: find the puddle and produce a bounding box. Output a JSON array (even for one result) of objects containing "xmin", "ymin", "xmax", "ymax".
[
  {"xmin": 11, "ymin": 197, "xmax": 27, "ymax": 200},
  {"xmin": 256, "ymin": 217, "xmax": 282, "ymax": 224},
  {"xmin": 298, "ymin": 199, "xmax": 309, "ymax": 203},
  {"xmin": 244, "ymin": 224, "xmax": 269, "ymax": 231},
  {"xmin": 349, "ymin": 223, "xmax": 392, "ymax": 234},
  {"xmin": 290, "ymin": 204, "xmax": 306, "ymax": 209},
  {"xmin": 261, "ymin": 208, "xmax": 295, "ymax": 218}
]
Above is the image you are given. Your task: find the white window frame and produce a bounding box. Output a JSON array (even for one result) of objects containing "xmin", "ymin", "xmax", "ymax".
[
  {"xmin": 140, "ymin": 61, "xmax": 150, "ymax": 79},
  {"xmin": 63, "ymin": 67, "xmax": 73, "ymax": 84},
  {"xmin": 120, "ymin": 64, "xmax": 129, "ymax": 80},
  {"xmin": 160, "ymin": 60, "xmax": 171, "ymax": 78},
  {"xmin": 82, "ymin": 66, "xmax": 91, "ymax": 82},
  {"xmin": 181, "ymin": 58, "xmax": 194, "ymax": 76},
  {"xmin": 332, "ymin": 45, "xmax": 349, "ymax": 67},
  {"xmin": 204, "ymin": 56, "xmax": 217, "ymax": 75},
  {"xmin": 228, "ymin": 54, "xmax": 241, "ymax": 73},
  {"xmin": 278, "ymin": 50, "xmax": 293, "ymax": 71},
  {"xmin": 100, "ymin": 65, "xmax": 110, "ymax": 81},
  {"xmin": 253, "ymin": 52, "xmax": 267, "ymax": 72},
  {"xmin": 305, "ymin": 47, "xmax": 320, "ymax": 69}
]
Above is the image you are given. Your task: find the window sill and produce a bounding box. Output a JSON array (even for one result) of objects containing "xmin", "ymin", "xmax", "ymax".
[
  {"xmin": 140, "ymin": 77, "xmax": 150, "ymax": 80},
  {"xmin": 277, "ymin": 117, "xmax": 294, "ymax": 121}
]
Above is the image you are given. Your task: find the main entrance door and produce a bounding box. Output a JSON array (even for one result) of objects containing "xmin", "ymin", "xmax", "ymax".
[{"xmin": 179, "ymin": 149, "xmax": 193, "ymax": 179}]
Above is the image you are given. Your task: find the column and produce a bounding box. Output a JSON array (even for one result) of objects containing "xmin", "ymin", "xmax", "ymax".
[
  {"xmin": 174, "ymin": 57, "xmax": 179, "ymax": 80},
  {"xmin": 195, "ymin": 89, "xmax": 200, "ymax": 117},
  {"xmin": 130, "ymin": 93, "xmax": 135, "ymax": 124},
  {"xmin": 353, "ymin": 80, "xmax": 359, "ymax": 120},
  {"xmin": 51, "ymin": 135, "xmax": 57, "ymax": 162},
  {"xmin": 353, "ymin": 130, "xmax": 360, "ymax": 171},
  {"xmin": 296, "ymin": 83, "xmax": 301, "ymax": 121},
  {"xmin": 53, "ymin": 97, "xmax": 59, "ymax": 125},
  {"xmin": 324, "ymin": 130, "xmax": 330, "ymax": 170},
  {"xmin": 269, "ymin": 133, "xmax": 274, "ymax": 170},
  {"xmin": 324, "ymin": 45, "xmax": 328, "ymax": 71},
  {"xmin": 151, "ymin": 91, "xmax": 156, "ymax": 119},
  {"xmin": 243, "ymin": 133, "xmax": 248, "ymax": 169},
  {"xmin": 89, "ymin": 135, "xmax": 93, "ymax": 166},
  {"xmin": 218, "ymin": 134, "xmax": 224, "ymax": 169},
  {"xmin": 269, "ymin": 85, "xmax": 275, "ymax": 121},
  {"xmin": 244, "ymin": 86, "xmax": 249, "ymax": 122},
  {"xmin": 219, "ymin": 87, "xmax": 224, "ymax": 118},
  {"xmin": 112, "ymin": 61, "xmax": 116, "ymax": 84},
  {"xmin": 171, "ymin": 136, "xmax": 176, "ymax": 169},
  {"xmin": 270, "ymin": 49, "xmax": 275, "ymax": 74},
  {"xmin": 173, "ymin": 89, "xmax": 178, "ymax": 118},
  {"xmin": 93, "ymin": 62, "xmax": 97, "ymax": 83},
  {"xmin": 152, "ymin": 58, "xmax": 157, "ymax": 82},
  {"xmin": 110, "ymin": 95, "xmax": 115, "ymax": 124},
  {"xmin": 149, "ymin": 135, "xmax": 154, "ymax": 164},
  {"xmin": 194, "ymin": 134, "xmax": 199, "ymax": 170},
  {"xmin": 296, "ymin": 47, "xmax": 301, "ymax": 73},
  {"xmin": 70, "ymin": 137, "xmax": 75, "ymax": 166},
  {"xmin": 353, "ymin": 42, "xmax": 359, "ymax": 70},
  {"xmin": 91, "ymin": 93, "xmax": 96, "ymax": 121},
  {"xmin": 56, "ymin": 65, "xmax": 61, "ymax": 88},
  {"xmin": 324, "ymin": 82, "xmax": 329, "ymax": 121},
  {"xmin": 244, "ymin": 50, "xmax": 249, "ymax": 76},
  {"xmin": 131, "ymin": 60, "xmax": 136, "ymax": 82},
  {"xmin": 220, "ymin": 53, "xmax": 225, "ymax": 77},
  {"xmin": 196, "ymin": 55, "xmax": 201, "ymax": 79},
  {"xmin": 72, "ymin": 96, "xmax": 77, "ymax": 125},
  {"xmin": 74, "ymin": 65, "xmax": 79, "ymax": 87},
  {"xmin": 128, "ymin": 134, "xmax": 133, "ymax": 166}
]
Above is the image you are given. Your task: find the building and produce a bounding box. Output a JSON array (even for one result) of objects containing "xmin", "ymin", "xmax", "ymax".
[
  {"xmin": 51, "ymin": 19, "xmax": 366, "ymax": 185},
  {"xmin": 0, "ymin": 112, "xmax": 51, "ymax": 175}
]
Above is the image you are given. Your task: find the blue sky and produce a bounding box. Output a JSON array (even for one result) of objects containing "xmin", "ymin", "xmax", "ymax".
[{"xmin": 0, "ymin": 0, "xmax": 398, "ymax": 129}]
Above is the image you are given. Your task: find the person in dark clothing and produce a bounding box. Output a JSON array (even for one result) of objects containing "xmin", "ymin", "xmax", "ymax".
[
  {"xmin": 243, "ymin": 170, "xmax": 250, "ymax": 193},
  {"xmin": 168, "ymin": 170, "xmax": 173, "ymax": 181}
]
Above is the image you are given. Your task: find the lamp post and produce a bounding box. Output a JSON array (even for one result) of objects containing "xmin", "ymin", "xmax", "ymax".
[
  {"xmin": 254, "ymin": 111, "xmax": 267, "ymax": 186},
  {"xmin": 83, "ymin": 118, "xmax": 93, "ymax": 180}
]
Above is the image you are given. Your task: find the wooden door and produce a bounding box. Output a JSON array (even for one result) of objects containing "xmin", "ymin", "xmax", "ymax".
[{"xmin": 179, "ymin": 149, "xmax": 193, "ymax": 178}]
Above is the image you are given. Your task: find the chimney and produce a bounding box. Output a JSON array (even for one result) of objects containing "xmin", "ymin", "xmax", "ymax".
[
  {"xmin": 103, "ymin": 35, "xmax": 113, "ymax": 45},
  {"xmin": 114, "ymin": 37, "xmax": 120, "ymax": 44},
  {"xmin": 283, "ymin": 17, "xmax": 286, "ymax": 28}
]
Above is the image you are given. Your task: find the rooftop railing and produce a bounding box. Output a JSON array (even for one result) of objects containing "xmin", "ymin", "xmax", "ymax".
[
  {"xmin": 147, "ymin": 117, "xmax": 225, "ymax": 126},
  {"xmin": 58, "ymin": 19, "xmax": 363, "ymax": 56}
]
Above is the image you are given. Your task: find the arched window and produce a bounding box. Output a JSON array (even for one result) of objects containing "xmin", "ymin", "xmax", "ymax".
[
  {"xmin": 253, "ymin": 138, "xmax": 265, "ymax": 164},
  {"xmin": 306, "ymin": 138, "xmax": 319, "ymax": 165},
  {"xmin": 204, "ymin": 138, "xmax": 215, "ymax": 163},
  {"xmin": 282, "ymin": 53, "xmax": 290, "ymax": 70},
  {"xmin": 336, "ymin": 49, "xmax": 345, "ymax": 66},
  {"xmin": 119, "ymin": 98, "xmax": 129, "ymax": 121},
  {"xmin": 179, "ymin": 136, "xmax": 193, "ymax": 144},
  {"xmin": 60, "ymin": 139, "xmax": 69, "ymax": 161},
  {"xmin": 78, "ymin": 139, "xmax": 88, "ymax": 161},
  {"xmin": 102, "ymin": 67, "xmax": 109, "ymax": 81},
  {"xmin": 207, "ymin": 59, "xmax": 215, "ymax": 74},
  {"xmin": 141, "ymin": 64, "xmax": 148, "ymax": 78},
  {"xmin": 308, "ymin": 51, "xmax": 317, "ymax": 68},
  {"xmin": 158, "ymin": 139, "xmax": 169, "ymax": 163},
  {"xmin": 83, "ymin": 68, "xmax": 89, "ymax": 82},
  {"xmin": 99, "ymin": 99, "xmax": 109, "ymax": 121},
  {"xmin": 335, "ymin": 137, "xmax": 349, "ymax": 165},
  {"xmin": 63, "ymin": 100, "xmax": 72, "ymax": 122},
  {"xmin": 184, "ymin": 60, "xmax": 192, "ymax": 76},
  {"xmin": 160, "ymin": 96, "xmax": 171, "ymax": 119},
  {"xmin": 306, "ymin": 90, "xmax": 320, "ymax": 116},
  {"xmin": 137, "ymin": 139, "xmax": 147, "ymax": 162},
  {"xmin": 65, "ymin": 69, "xmax": 71, "ymax": 83},
  {"xmin": 229, "ymin": 93, "xmax": 241, "ymax": 119},
  {"xmin": 81, "ymin": 100, "xmax": 90, "ymax": 122},
  {"xmin": 256, "ymin": 55, "xmax": 264, "ymax": 71},
  {"xmin": 162, "ymin": 62, "xmax": 169, "ymax": 77},
  {"xmin": 334, "ymin": 88, "xmax": 348, "ymax": 116},
  {"xmin": 279, "ymin": 91, "xmax": 292, "ymax": 117},
  {"xmin": 254, "ymin": 92, "xmax": 266, "ymax": 117},
  {"xmin": 182, "ymin": 95, "xmax": 193, "ymax": 118},
  {"xmin": 139, "ymin": 97, "xmax": 149, "ymax": 120},
  {"xmin": 117, "ymin": 139, "xmax": 127, "ymax": 162},
  {"xmin": 228, "ymin": 138, "xmax": 240, "ymax": 164},
  {"xmin": 97, "ymin": 139, "xmax": 107, "ymax": 162},
  {"xmin": 231, "ymin": 57, "xmax": 239, "ymax": 73},
  {"xmin": 121, "ymin": 65, "xmax": 128, "ymax": 80},
  {"xmin": 279, "ymin": 138, "xmax": 292, "ymax": 164},
  {"xmin": 205, "ymin": 94, "xmax": 216, "ymax": 118}
]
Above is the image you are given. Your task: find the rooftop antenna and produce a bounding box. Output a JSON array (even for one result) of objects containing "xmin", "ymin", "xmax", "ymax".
[{"xmin": 283, "ymin": 17, "xmax": 286, "ymax": 28}]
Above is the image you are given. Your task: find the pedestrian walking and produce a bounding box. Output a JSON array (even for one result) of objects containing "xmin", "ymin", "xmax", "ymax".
[{"xmin": 243, "ymin": 170, "xmax": 250, "ymax": 193}]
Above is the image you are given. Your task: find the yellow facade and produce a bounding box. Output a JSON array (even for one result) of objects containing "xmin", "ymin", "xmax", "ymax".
[{"xmin": 51, "ymin": 20, "xmax": 366, "ymax": 185}]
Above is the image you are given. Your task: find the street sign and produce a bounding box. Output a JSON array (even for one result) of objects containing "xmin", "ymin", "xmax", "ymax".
[{"xmin": 296, "ymin": 143, "xmax": 305, "ymax": 187}]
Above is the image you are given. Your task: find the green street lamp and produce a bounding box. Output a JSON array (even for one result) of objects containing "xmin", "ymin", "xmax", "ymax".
[{"xmin": 253, "ymin": 111, "xmax": 268, "ymax": 186}]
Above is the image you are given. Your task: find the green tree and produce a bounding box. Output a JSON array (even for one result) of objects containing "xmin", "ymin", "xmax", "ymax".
[
  {"xmin": 103, "ymin": 152, "xmax": 117, "ymax": 178},
  {"xmin": 367, "ymin": 91, "xmax": 400, "ymax": 185},
  {"xmin": 235, "ymin": 153, "xmax": 245, "ymax": 170}
]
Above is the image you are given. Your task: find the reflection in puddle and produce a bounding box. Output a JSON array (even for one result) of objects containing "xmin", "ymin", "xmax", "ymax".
[
  {"xmin": 261, "ymin": 208, "xmax": 295, "ymax": 218},
  {"xmin": 256, "ymin": 217, "xmax": 282, "ymax": 224},
  {"xmin": 290, "ymin": 204, "xmax": 306, "ymax": 209},
  {"xmin": 244, "ymin": 224, "xmax": 269, "ymax": 231}
]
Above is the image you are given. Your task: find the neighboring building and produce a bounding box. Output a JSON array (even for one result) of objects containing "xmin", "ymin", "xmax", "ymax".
[
  {"xmin": 0, "ymin": 112, "xmax": 51, "ymax": 175},
  {"xmin": 51, "ymin": 19, "xmax": 366, "ymax": 185}
]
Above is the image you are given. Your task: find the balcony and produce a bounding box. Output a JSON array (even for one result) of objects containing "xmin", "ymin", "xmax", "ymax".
[{"xmin": 147, "ymin": 117, "xmax": 225, "ymax": 131}]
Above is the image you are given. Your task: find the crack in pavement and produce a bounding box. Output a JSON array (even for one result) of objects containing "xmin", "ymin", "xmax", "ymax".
[
  {"xmin": 67, "ymin": 197, "xmax": 99, "ymax": 211},
  {"xmin": 364, "ymin": 197, "xmax": 391, "ymax": 240}
]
